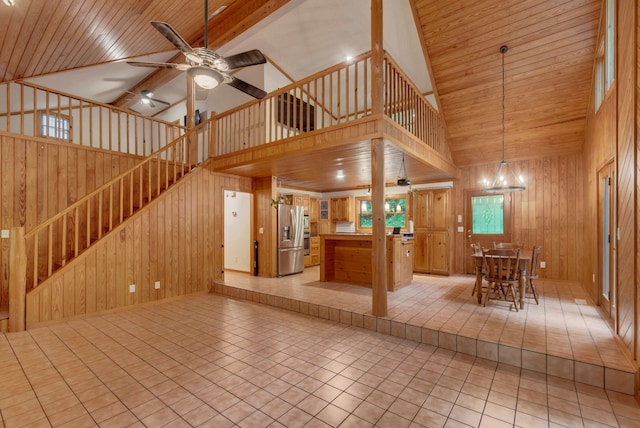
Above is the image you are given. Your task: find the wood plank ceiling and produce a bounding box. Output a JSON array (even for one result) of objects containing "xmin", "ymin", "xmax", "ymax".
[
  {"xmin": 0, "ymin": 0, "xmax": 288, "ymax": 83},
  {"xmin": 413, "ymin": 0, "xmax": 602, "ymax": 167},
  {"xmin": 0, "ymin": 0, "xmax": 603, "ymax": 184}
]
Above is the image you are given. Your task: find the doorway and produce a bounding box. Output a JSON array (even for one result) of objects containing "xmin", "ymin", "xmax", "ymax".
[
  {"xmin": 224, "ymin": 190, "xmax": 252, "ymax": 273},
  {"xmin": 464, "ymin": 190, "xmax": 513, "ymax": 274},
  {"xmin": 598, "ymin": 163, "xmax": 615, "ymax": 320}
]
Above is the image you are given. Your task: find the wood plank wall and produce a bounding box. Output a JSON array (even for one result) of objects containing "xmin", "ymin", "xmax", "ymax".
[
  {"xmin": 614, "ymin": 0, "xmax": 637, "ymax": 357},
  {"xmin": 0, "ymin": 133, "xmax": 144, "ymax": 308},
  {"xmin": 25, "ymin": 166, "xmax": 252, "ymax": 328},
  {"xmin": 453, "ymin": 153, "xmax": 585, "ymax": 282},
  {"xmin": 253, "ymin": 176, "xmax": 277, "ymax": 277},
  {"xmin": 583, "ymin": 1, "xmax": 638, "ymax": 362}
]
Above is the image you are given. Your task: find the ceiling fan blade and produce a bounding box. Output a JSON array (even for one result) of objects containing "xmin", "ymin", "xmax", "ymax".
[
  {"xmin": 150, "ymin": 97, "xmax": 170, "ymax": 106},
  {"xmin": 150, "ymin": 21, "xmax": 196, "ymax": 57},
  {"xmin": 227, "ymin": 77, "xmax": 267, "ymax": 99},
  {"xmin": 127, "ymin": 61, "xmax": 187, "ymax": 70},
  {"xmin": 224, "ymin": 49, "xmax": 267, "ymax": 70},
  {"xmin": 148, "ymin": 100, "xmax": 156, "ymax": 108}
]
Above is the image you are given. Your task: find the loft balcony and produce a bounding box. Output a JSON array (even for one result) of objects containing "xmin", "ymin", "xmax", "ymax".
[{"xmin": 211, "ymin": 51, "xmax": 456, "ymax": 191}]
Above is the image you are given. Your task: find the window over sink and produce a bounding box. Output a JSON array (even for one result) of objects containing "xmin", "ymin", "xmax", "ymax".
[{"xmin": 356, "ymin": 195, "xmax": 407, "ymax": 232}]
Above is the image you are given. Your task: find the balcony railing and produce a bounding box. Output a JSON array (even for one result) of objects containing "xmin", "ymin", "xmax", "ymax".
[
  {"xmin": 0, "ymin": 81, "xmax": 185, "ymax": 156},
  {"xmin": 214, "ymin": 51, "xmax": 448, "ymax": 160}
]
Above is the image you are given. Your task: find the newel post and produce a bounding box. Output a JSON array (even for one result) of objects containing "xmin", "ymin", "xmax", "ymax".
[{"xmin": 8, "ymin": 227, "xmax": 27, "ymax": 332}]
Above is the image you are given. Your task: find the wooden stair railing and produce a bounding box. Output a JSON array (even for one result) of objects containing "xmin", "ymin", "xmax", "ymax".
[
  {"xmin": 0, "ymin": 81, "xmax": 186, "ymax": 156},
  {"xmin": 19, "ymin": 117, "xmax": 212, "ymax": 293}
]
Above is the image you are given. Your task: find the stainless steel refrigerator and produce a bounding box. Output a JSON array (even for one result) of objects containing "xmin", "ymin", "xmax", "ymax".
[{"xmin": 278, "ymin": 204, "xmax": 305, "ymax": 276}]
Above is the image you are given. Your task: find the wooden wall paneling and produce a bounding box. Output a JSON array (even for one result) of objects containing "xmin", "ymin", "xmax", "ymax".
[
  {"xmin": 74, "ymin": 261, "xmax": 86, "ymax": 316},
  {"xmin": 125, "ymin": 221, "xmax": 134, "ymax": 307},
  {"xmin": 117, "ymin": 228, "xmax": 126, "ymax": 308},
  {"xmin": 140, "ymin": 209, "xmax": 149, "ymax": 303},
  {"xmin": 456, "ymin": 154, "xmax": 584, "ymax": 281},
  {"xmin": 1, "ymin": 137, "xmax": 14, "ymax": 305},
  {"xmin": 615, "ymin": 0, "xmax": 636, "ymax": 354},
  {"xmin": 85, "ymin": 251, "xmax": 96, "ymax": 314},
  {"xmin": 106, "ymin": 234, "xmax": 116, "ymax": 310}
]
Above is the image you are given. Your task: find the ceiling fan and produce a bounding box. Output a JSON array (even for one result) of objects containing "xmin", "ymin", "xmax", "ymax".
[
  {"xmin": 127, "ymin": 1, "xmax": 267, "ymax": 99},
  {"xmin": 126, "ymin": 90, "xmax": 170, "ymax": 108}
]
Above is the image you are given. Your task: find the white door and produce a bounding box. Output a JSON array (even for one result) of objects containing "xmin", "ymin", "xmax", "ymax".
[{"xmin": 224, "ymin": 190, "xmax": 251, "ymax": 272}]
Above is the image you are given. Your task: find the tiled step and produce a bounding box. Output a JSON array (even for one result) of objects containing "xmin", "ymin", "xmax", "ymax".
[{"xmin": 212, "ymin": 277, "xmax": 638, "ymax": 397}]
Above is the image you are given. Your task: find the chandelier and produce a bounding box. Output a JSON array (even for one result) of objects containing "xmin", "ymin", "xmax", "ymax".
[{"xmin": 483, "ymin": 45, "xmax": 525, "ymax": 193}]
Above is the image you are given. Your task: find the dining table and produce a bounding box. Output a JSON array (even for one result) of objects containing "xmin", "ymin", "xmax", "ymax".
[{"xmin": 471, "ymin": 249, "xmax": 531, "ymax": 310}]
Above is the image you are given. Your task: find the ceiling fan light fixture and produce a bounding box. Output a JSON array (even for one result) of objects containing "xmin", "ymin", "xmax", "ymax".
[
  {"xmin": 188, "ymin": 66, "xmax": 223, "ymax": 89},
  {"xmin": 483, "ymin": 45, "xmax": 526, "ymax": 194},
  {"xmin": 3, "ymin": 0, "xmax": 15, "ymax": 5}
]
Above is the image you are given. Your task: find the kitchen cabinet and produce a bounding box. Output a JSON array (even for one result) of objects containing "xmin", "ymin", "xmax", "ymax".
[
  {"xmin": 285, "ymin": 194, "xmax": 310, "ymax": 214},
  {"xmin": 310, "ymin": 236, "xmax": 320, "ymax": 265},
  {"xmin": 412, "ymin": 189, "xmax": 450, "ymax": 275},
  {"xmin": 309, "ymin": 197, "xmax": 318, "ymax": 222},
  {"xmin": 330, "ymin": 196, "xmax": 354, "ymax": 222},
  {"xmin": 320, "ymin": 234, "xmax": 413, "ymax": 290}
]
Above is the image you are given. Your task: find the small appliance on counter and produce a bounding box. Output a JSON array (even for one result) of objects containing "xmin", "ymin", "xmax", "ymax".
[{"xmin": 277, "ymin": 204, "xmax": 305, "ymax": 276}]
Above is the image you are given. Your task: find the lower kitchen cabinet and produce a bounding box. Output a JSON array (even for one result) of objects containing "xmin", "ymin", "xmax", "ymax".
[
  {"xmin": 413, "ymin": 231, "xmax": 449, "ymax": 275},
  {"xmin": 305, "ymin": 236, "xmax": 320, "ymax": 267}
]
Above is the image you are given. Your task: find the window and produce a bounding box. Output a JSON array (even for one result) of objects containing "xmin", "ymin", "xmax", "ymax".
[
  {"xmin": 605, "ymin": 0, "xmax": 615, "ymax": 90},
  {"xmin": 39, "ymin": 111, "xmax": 71, "ymax": 141},
  {"xmin": 471, "ymin": 195, "xmax": 504, "ymax": 234},
  {"xmin": 595, "ymin": 0, "xmax": 615, "ymax": 112},
  {"xmin": 357, "ymin": 196, "xmax": 407, "ymax": 231}
]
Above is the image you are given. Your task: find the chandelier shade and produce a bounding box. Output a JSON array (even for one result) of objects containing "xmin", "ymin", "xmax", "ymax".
[{"xmin": 483, "ymin": 45, "xmax": 525, "ymax": 194}]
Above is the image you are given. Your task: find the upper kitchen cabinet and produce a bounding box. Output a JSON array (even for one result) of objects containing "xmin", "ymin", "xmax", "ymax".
[
  {"xmin": 285, "ymin": 194, "xmax": 310, "ymax": 214},
  {"xmin": 310, "ymin": 197, "xmax": 318, "ymax": 222},
  {"xmin": 331, "ymin": 197, "xmax": 354, "ymax": 222}
]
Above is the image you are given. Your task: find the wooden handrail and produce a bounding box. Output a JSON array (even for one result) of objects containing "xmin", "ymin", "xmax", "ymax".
[
  {"xmin": 0, "ymin": 80, "xmax": 187, "ymax": 156},
  {"xmin": 22, "ymin": 117, "xmax": 212, "ymax": 290},
  {"xmin": 214, "ymin": 50, "xmax": 450, "ymax": 160}
]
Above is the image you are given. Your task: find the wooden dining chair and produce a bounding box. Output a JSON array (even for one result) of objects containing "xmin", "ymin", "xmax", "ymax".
[
  {"xmin": 493, "ymin": 242, "xmax": 520, "ymax": 250},
  {"xmin": 527, "ymin": 246, "xmax": 542, "ymax": 304},
  {"xmin": 482, "ymin": 248, "xmax": 521, "ymax": 311},
  {"xmin": 471, "ymin": 242, "xmax": 483, "ymax": 296}
]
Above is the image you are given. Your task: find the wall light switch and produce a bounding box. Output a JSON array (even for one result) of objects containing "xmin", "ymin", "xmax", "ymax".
[
  {"xmin": 540, "ymin": 261, "xmax": 546, "ymax": 269},
  {"xmin": 457, "ymin": 226, "xmax": 464, "ymax": 232},
  {"xmin": 1, "ymin": 230, "xmax": 9, "ymax": 239},
  {"xmin": 457, "ymin": 214, "xmax": 462, "ymax": 223},
  {"xmin": 154, "ymin": 281, "xmax": 160, "ymax": 290},
  {"xmin": 129, "ymin": 284, "xmax": 135, "ymax": 293},
  {"xmin": 259, "ymin": 227, "xmax": 264, "ymax": 234}
]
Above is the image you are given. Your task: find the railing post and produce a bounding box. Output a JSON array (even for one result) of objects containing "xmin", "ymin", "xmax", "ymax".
[{"xmin": 9, "ymin": 227, "xmax": 27, "ymax": 332}]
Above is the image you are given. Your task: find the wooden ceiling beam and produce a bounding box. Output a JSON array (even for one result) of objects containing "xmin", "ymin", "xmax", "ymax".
[{"xmin": 112, "ymin": 0, "xmax": 290, "ymax": 110}]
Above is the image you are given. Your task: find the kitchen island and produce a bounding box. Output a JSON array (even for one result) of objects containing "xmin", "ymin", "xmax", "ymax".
[{"xmin": 320, "ymin": 234, "xmax": 414, "ymax": 291}]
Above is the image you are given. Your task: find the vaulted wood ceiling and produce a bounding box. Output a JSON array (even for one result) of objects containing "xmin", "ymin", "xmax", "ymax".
[
  {"xmin": 0, "ymin": 0, "xmax": 602, "ymax": 177},
  {"xmin": 413, "ymin": 0, "xmax": 601, "ymax": 167}
]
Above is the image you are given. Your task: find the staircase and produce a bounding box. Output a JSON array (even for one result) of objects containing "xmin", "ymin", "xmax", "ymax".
[{"xmin": 6, "ymin": 120, "xmax": 213, "ymax": 331}]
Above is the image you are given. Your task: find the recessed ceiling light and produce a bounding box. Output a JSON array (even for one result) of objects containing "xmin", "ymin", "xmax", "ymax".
[
  {"xmin": 345, "ymin": 55, "xmax": 353, "ymax": 62},
  {"xmin": 336, "ymin": 170, "xmax": 345, "ymax": 179}
]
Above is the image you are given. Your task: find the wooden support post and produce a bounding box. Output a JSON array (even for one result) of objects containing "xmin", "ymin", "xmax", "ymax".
[
  {"xmin": 370, "ymin": 0, "xmax": 387, "ymax": 317},
  {"xmin": 9, "ymin": 227, "xmax": 27, "ymax": 332},
  {"xmin": 186, "ymin": 75, "xmax": 197, "ymax": 167}
]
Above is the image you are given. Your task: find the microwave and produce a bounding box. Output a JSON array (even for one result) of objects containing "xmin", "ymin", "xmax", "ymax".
[{"xmin": 303, "ymin": 215, "xmax": 309, "ymax": 229}]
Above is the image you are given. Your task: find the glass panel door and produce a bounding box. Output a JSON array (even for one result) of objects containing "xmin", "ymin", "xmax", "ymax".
[{"xmin": 465, "ymin": 190, "xmax": 512, "ymax": 274}]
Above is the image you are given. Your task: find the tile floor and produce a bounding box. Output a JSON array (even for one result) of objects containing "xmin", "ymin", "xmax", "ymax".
[
  {"xmin": 216, "ymin": 268, "xmax": 637, "ymax": 394},
  {"xmin": 0, "ymin": 271, "xmax": 639, "ymax": 427}
]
